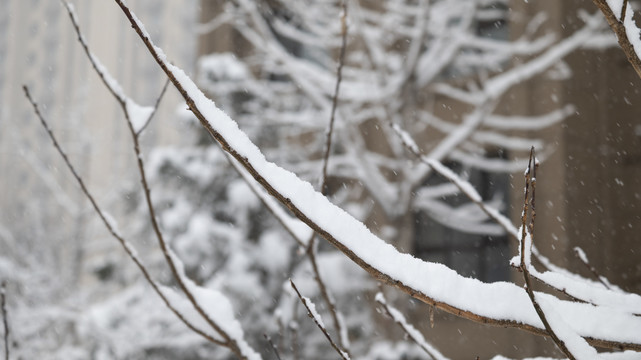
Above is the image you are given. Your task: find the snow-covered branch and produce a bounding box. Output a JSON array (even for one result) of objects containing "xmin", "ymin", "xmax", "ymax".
[{"xmin": 593, "ymin": 0, "xmax": 641, "ymax": 79}]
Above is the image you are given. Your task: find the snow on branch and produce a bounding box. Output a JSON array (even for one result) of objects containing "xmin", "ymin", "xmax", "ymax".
[
  {"xmin": 112, "ymin": 0, "xmax": 641, "ymax": 351},
  {"xmin": 593, "ymin": 0, "xmax": 641, "ymax": 79}
]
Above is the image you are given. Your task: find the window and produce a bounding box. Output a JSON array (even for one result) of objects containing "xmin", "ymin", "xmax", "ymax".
[{"xmin": 413, "ymin": 155, "xmax": 510, "ymax": 282}]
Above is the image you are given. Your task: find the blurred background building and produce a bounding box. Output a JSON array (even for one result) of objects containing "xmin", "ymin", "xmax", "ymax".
[{"xmin": 0, "ymin": 0, "xmax": 196, "ymax": 289}]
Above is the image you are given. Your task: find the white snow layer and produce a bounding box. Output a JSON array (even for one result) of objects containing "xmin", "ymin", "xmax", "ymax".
[
  {"xmin": 126, "ymin": 99, "xmax": 154, "ymax": 133},
  {"xmin": 164, "ymin": 251, "xmax": 262, "ymax": 360}
]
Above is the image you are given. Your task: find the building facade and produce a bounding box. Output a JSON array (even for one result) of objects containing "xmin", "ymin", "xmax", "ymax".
[{"xmin": 0, "ymin": 0, "xmax": 196, "ymax": 291}]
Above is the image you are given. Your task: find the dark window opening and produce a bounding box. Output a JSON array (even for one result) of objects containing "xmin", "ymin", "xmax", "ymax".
[{"xmin": 414, "ymin": 152, "xmax": 510, "ymax": 282}]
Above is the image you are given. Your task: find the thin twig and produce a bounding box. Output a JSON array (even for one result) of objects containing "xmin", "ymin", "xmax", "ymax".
[
  {"xmin": 375, "ymin": 290, "xmax": 448, "ymax": 360},
  {"xmin": 1, "ymin": 281, "xmax": 9, "ymax": 360},
  {"xmin": 60, "ymin": 0, "xmax": 126, "ymax": 104},
  {"xmin": 304, "ymin": 1, "xmax": 351, "ymax": 353},
  {"xmin": 304, "ymin": 239, "xmax": 349, "ymax": 353},
  {"xmin": 319, "ymin": 0, "xmax": 348, "ymax": 195},
  {"xmin": 528, "ymin": 152, "xmax": 538, "ymax": 245},
  {"xmin": 289, "ymin": 280, "xmax": 350, "ymax": 360},
  {"xmin": 23, "ymin": 86, "xmax": 226, "ymax": 347},
  {"xmin": 138, "ymin": 78, "xmax": 170, "ymax": 136},
  {"xmin": 621, "ymin": 0, "xmax": 629, "ymax": 23},
  {"xmin": 519, "ymin": 148, "xmax": 576, "ymax": 360},
  {"xmin": 573, "ymin": 247, "xmax": 612, "ymax": 290},
  {"xmin": 264, "ymin": 334, "xmax": 282, "ymax": 360}
]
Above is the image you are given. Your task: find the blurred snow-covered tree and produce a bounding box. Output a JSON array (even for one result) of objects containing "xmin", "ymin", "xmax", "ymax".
[
  {"xmin": 117, "ymin": 0, "xmax": 618, "ymax": 358},
  {"xmin": 193, "ymin": 0, "xmax": 613, "ymax": 280}
]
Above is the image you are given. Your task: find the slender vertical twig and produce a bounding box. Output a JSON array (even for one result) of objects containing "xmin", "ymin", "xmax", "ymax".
[
  {"xmin": 264, "ymin": 334, "xmax": 283, "ymax": 360},
  {"xmin": 123, "ymin": 95, "xmax": 239, "ymax": 351},
  {"xmin": 304, "ymin": 240, "xmax": 349, "ymax": 351},
  {"xmin": 320, "ymin": 0, "xmax": 348, "ymax": 195},
  {"xmin": 519, "ymin": 148, "xmax": 576, "ymax": 360},
  {"xmin": 621, "ymin": 0, "xmax": 629, "ymax": 22},
  {"xmin": 375, "ymin": 290, "xmax": 448, "ymax": 360},
  {"xmin": 1, "ymin": 281, "xmax": 9, "ymax": 360},
  {"xmin": 304, "ymin": 0, "xmax": 351, "ymax": 354},
  {"xmin": 573, "ymin": 247, "xmax": 612, "ymax": 290},
  {"xmin": 138, "ymin": 78, "xmax": 170, "ymax": 136},
  {"xmin": 289, "ymin": 280, "xmax": 350, "ymax": 360}
]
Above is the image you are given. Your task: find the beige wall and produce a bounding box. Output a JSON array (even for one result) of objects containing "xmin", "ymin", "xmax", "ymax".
[{"xmin": 519, "ymin": 1, "xmax": 641, "ymax": 294}]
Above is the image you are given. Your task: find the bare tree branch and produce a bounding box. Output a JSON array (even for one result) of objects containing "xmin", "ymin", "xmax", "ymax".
[
  {"xmin": 305, "ymin": 240, "xmax": 349, "ymax": 353},
  {"xmin": 320, "ymin": 0, "xmax": 348, "ymax": 195},
  {"xmin": 289, "ymin": 280, "xmax": 350, "ymax": 360},
  {"xmin": 138, "ymin": 78, "xmax": 170, "ymax": 136},
  {"xmin": 302, "ymin": 1, "xmax": 351, "ymax": 352},
  {"xmin": 518, "ymin": 148, "xmax": 577, "ymax": 360},
  {"xmin": 263, "ymin": 334, "xmax": 282, "ymax": 360},
  {"xmin": 375, "ymin": 290, "xmax": 448, "ymax": 360},
  {"xmin": 573, "ymin": 247, "xmax": 612, "ymax": 290}
]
